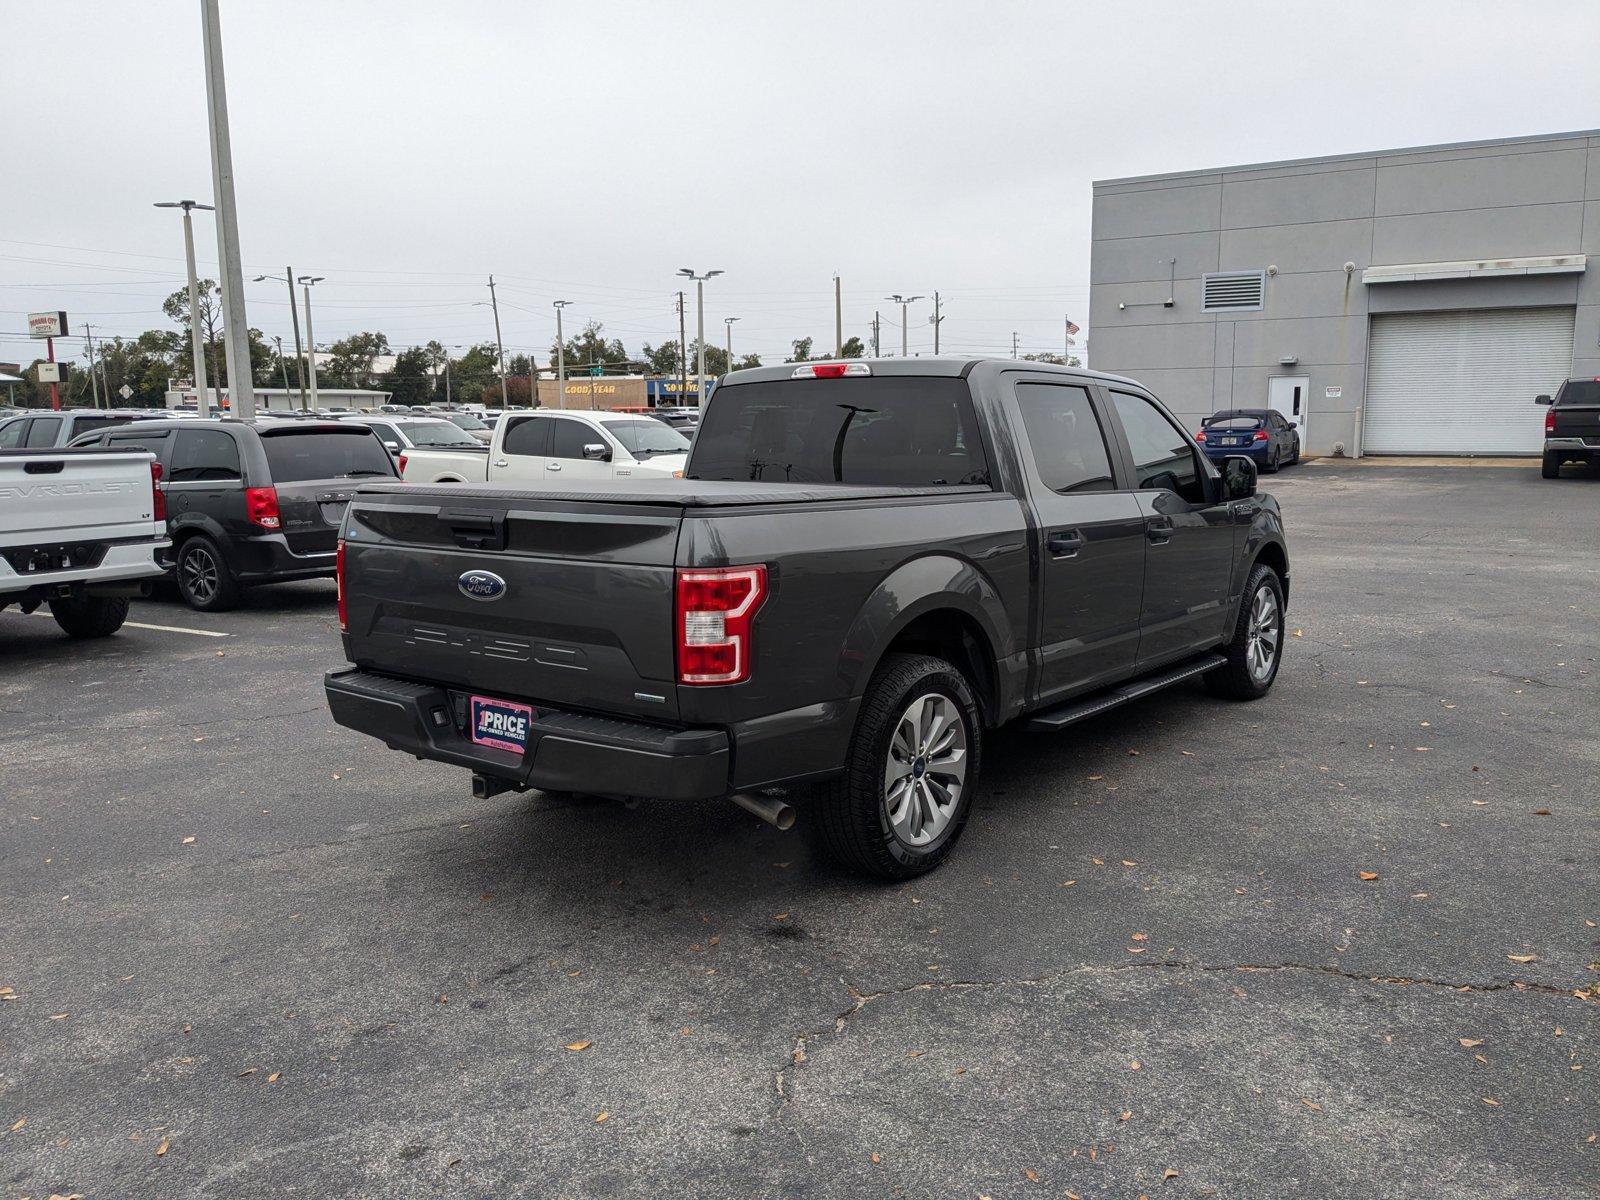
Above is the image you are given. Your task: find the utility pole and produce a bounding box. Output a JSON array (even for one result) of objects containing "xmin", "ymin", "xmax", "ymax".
[
  {"xmin": 834, "ymin": 274, "xmax": 843, "ymax": 358},
  {"xmin": 871, "ymin": 311, "xmax": 881, "ymax": 358},
  {"xmin": 886, "ymin": 294, "xmax": 923, "ymax": 358},
  {"xmin": 676, "ymin": 290, "xmax": 689, "ymax": 405},
  {"xmin": 200, "ymin": 0, "xmax": 255, "ymax": 420},
  {"xmin": 154, "ymin": 200, "xmax": 214, "ymax": 417},
  {"xmin": 553, "ymin": 299, "xmax": 571, "ymax": 409},
  {"xmin": 273, "ymin": 335, "xmax": 290, "ymax": 400},
  {"xmin": 298, "ymin": 275, "xmax": 324, "ymax": 410},
  {"xmin": 931, "ymin": 291, "xmax": 943, "ymax": 355},
  {"xmin": 486, "ymin": 275, "xmax": 508, "ymax": 409},
  {"xmin": 1012, "ymin": 331, "xmax": 1020, "ymax": 359},
  {"xmin": 678, "ymin": 268, "xmax": 723, "ymax": 406},
  {"xmin": 253, "ymin": 268, "xmax": 307, "ymax": 407},
  {"xmin": 83, "ymin": 324, "xmax": 101, "ymax": 409},
  {"xmin": 724, "ymin": 316, "xmax": 740, "ymax": 375}
]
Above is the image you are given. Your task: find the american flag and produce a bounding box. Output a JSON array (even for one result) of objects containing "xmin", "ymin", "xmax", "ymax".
[{"xmin": 1065, "ymin": 319, "xmax": 1081, "ymax": 336}]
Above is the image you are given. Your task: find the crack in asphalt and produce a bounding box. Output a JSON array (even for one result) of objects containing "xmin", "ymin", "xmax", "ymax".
[{"xmin": 770, "ymin": 958, "xmax": 1594, "ymax": 1103}]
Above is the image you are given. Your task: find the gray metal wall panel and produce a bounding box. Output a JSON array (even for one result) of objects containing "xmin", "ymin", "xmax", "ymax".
[
  {"xmin": 1221, "ymin": 168, "xmax": 1376, "ymax": 228},
  {"xmin": 1221, "ymin": 218, "xmax": 1374, "ymax": 275},
  {"xmin": 1375, "ymin": 148, "xmax": 1589, "ymax": 216},
  {"xmin": 1372, "ymin": 203, "xmax": 1585, "ymax": 264},
  {"xmin": 1090, "ymin": 230, "xmax": 1219, "ymax": 284},
  {"xmin": 1092, "ymin": 182, "xmax": 1220, "ymax": 239}
]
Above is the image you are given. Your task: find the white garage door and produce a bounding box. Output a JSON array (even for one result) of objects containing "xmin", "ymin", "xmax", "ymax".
[{"xmin": 1364, "ymin": 307, "xmax": 1575, "ymax": 453}]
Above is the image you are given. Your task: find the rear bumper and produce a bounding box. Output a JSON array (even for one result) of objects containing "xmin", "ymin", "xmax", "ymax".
[
  {"xmin": 230, "ymin": 534, "xmax": 337, "ymax": 583},
  {"xmin": 324, "ymin": 667, "xmax": 731, "ymax": 800},
  {"xmin": 1202, "ymin": 444, "xmax": 1270, "ymax": 461},
  {"xmin": 1543, "ymin": 437, "xmax": 1596, "ymax": 452}
]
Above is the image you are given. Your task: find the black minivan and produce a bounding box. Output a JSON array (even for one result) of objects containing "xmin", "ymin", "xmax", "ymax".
[{"xmin": 72, "ymin": 418, "xmax": 395, "ymax": 610}]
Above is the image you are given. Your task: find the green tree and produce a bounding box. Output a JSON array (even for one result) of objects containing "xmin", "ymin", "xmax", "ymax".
[
  {"xmin": 550, "ymin": 321, "xmax": 630, "ymax": 375},
  {"xmin": 734, "ymin": 352, "xmax": 762, "ymax": 371},
  {"xmin": 838, "ymin": 335, "xmax": 865, "ymax": 359},
  {"xmin": 386, "ymin": 345, "xmax": 435, "ymax": 406},
  {"xmin": 96, "ymin": 330, "xmax": 186, "ymax": 407},
  {"xmin": 323, "ymin": 331, "xmax": 391, "ymax": 389},
  {"xmin": 787, "ymin": 336, "xmax": 814, "ymax": 363},
  {"xmin": 163, "ymin": 279, "xmax": 224, "ymax": 386},
  {"xmin": 451, "ymin": 342, "xmax": 501, "ymax": 405},
  {"xmin": 642, "ymin": 340, "xmax": 683, "ymax": 376}
]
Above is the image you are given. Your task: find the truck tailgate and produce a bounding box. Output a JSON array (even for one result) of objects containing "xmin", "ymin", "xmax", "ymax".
[
  {"xmin": 0, "ymin": 448, "xmax": 158, "ymax": 541},
  {"xmin": 341, "ymin": 486, "xmax": 683, "ymax": 722}
]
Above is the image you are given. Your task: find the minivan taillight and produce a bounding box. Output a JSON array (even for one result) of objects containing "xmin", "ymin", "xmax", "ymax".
[
  {"xmin": 150, "ymin": 461, "xmax": 166, "ymax": 522},
  {"xmin": 1545, "ymin": 408, "xmax": 1557, "ymax": 435},
  {"xmin": 245, "ymin": 486, "xmax": 281, "ymax": 529},
  {"xmin": 336, "ymin": 539, "xmax": 348, "ymax": 632},
  {"xmin": 676, "ymin": 565, "xmax": 768, "ymax": 685}
]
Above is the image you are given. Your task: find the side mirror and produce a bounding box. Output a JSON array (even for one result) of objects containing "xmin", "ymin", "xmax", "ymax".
[
  {"xmin": 1535, "ymin": 394, "xmax": 1553, "ymax": 405},
  {"xmin": 1287, "ymin": 421, "xmax": 1298, "ymax": 430},
  {"xmin": 582, "ymin": 443, "xmax": 612, "ymax": 462},
  {"xmin": 384, "ymin": 440, "xmax": 400, "ymax": 451},
  {"xmin": 1222, "ymin": 454, "xmax": 1258, "ymax": 500}
]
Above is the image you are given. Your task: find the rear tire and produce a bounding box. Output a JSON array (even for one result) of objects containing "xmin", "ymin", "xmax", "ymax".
[
  {"xmin": 49, "ymin": 594, "xmax": 129, "ymax": 639},
  {"xmin": 175, "ymin": 535, "xmax": 240, "ymax": 612},
  {"xmin": 1541, "ymin": 451, "xmax": 1561, "ymax": 479},
  {"xmin": 1205, "ymin": 563, "xmax": 1284, "ymax": 701},
  {"xmin": 813, "ymin": 653, "xmax": 982, "ymax": 880}
]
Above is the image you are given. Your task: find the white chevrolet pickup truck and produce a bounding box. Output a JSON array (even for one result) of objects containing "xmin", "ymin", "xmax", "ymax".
[
  {"xmin": 0, "ymin": 446, "xmax": 170, "ymax": 638},
  {"xmin": 399, "ymin": 409, "xmax": 690, "ymax": 485}
]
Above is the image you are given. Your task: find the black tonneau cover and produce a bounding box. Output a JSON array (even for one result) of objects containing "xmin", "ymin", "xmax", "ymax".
[{"xmin": 354, "ymin": 479, "xmax": 993, "ymax": 507}]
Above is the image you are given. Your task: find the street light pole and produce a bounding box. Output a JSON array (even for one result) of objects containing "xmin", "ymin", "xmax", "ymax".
[
  {"xmin": 83, "ymin": 324, "xmax": 101, "ymax": 409},
  {"xmin": 199, "ymin": 0, "xmax": 255, "ymax": 420},
  {"xmin": 552, "ymin": 300, "xmax": 571, "ymax": 409},
  {"xmin": 678, "ymin": 268, "xmax": 723, "ymax": 405},
  {"xmin": 886, "ymin": 294, "xmax": 924, "ymax": 358},
  {"xmin": 253, "ymin": 268, "xmax": 307, "ymax": 408},
  {"xmin": 297, "ymin": 275, "xmax": 324, "ymax": 410},
  {"xmin": 724, "ymin": 316, "xmax": 740, "ymax": 376},
  {"xmin": 155, "ymin": 199, "xmax": 215, "ymax": 417},
  {"xmin": 273, "ymin": 335, "xmax": 291, "ymax": 401}
]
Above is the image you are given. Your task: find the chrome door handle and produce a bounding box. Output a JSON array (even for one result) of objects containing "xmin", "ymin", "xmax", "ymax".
[
  {"xmin": 547, "ymin": 462, "xmax": 562, "ymax": 471},
  {"xmin": 493, "ymin": 459, "xmax": 508, "ymax": 468}
]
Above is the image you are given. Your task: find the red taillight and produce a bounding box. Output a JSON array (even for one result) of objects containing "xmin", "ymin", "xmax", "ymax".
[
  {"xmin": 245, "ymin": 486, "xmax": 281, "ymax": 530},
  {"xmin": 336, "ymin": 539, "xmax": 348, "ymax": 632},
  {"xmin": 1253, "ymin": 429, "xmax": 1269, "ymax": 442},
  {"xmin": 791, "ymin": 362, "xmax": 871, "ymax": 380},
  {"xmin": 396, "ymin": 452, "xmax": 408, "ymax": 476},
  {"xmin": 150, "ymin": 461, "xmax": 166, "ymax": 522},
  {"xmin": 676, "ymin": 565, "xmax": 767, "ymax": 685},
  {"xmin": 1195, "ymin": 430, "xmax": 1207, "ymax": 442},
  {"xmin": 1545, "ymin": 409, "xmax": 1557, "ymax": 434}
]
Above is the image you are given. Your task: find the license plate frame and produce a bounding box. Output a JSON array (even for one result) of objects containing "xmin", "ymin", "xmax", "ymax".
[{"xmin": 469, "ymin": 694, "xmax": 535, "ymax": 753}]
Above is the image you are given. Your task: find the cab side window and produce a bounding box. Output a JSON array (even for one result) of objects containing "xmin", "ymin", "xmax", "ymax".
[
  {"xmin": 548, "ymin": 418, "xmax": 598, "ymax": 460},
  {"xmin": 501, "ymin": 417, "xmax": 549, "ymax": 457},
  {"xmin": 0, "ymin": 419, "xmax": 28, "ymax": 448},
  {"xmin": 1110, "ymin": 391, "xmax": 1205, "ymax": 504},
  {"xmin": 24, "ymin": 417, "xmax": 62, "ymax": 447},
  {"xmin": 1014, "ymin": 383, "xmax": 1115, "ymax": 494}
]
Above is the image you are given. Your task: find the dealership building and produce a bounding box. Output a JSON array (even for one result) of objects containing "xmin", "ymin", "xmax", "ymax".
[{"xmin": 1088, "ymin": 129, "xmax": 1600, "ymax": 455}]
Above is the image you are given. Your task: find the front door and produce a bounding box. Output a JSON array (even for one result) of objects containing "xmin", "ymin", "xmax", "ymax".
[
  {"xmin": 1008, "ymin": 379, "xmax": 1146, "ymax": 702},
  {"xmin": 1267, "ymin": 376, "xmax": 1309, "ymax": 447},
  {"xmin": 1105, "ymin": 389, "xmax": 1235, "ymax": 668},
  {"xmin": 544, "ymin": 417, "xmax": 613, "ymax": 483}
]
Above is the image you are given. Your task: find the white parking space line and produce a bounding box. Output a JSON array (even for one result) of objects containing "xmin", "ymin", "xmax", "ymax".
[{"xmin": 18, "ymin": 611, "xmax": 230, "ymax": 638}]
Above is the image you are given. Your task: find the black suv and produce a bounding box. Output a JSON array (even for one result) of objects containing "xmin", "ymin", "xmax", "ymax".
[{"xmin": 72, "ymin": 418, "xmax": 395, "ymax": 609}]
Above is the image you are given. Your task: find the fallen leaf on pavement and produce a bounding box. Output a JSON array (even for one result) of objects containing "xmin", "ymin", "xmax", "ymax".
[
  {"xmin": 1128, "ymin": 1059, "xmax": 1142, "ymax": 1070},
  {"xmin": 1300, "ymin": 1099, "xmax": 1322, "ymax": 1112},
  {"xmin": 267, "ymin": 1072, "xmax": 281, "ymax": 1083},
  {"xmin": 1164, "ymin": 1168, "xmax": 1180, "ymax": 1180},
  {"xmin": 1532, "ymin": 809, "xmax": 1551, "ymax": 816},
  {"xmin": 565, "ymin": 1040, "xmax": 592, "ymax": 1052},
  {"xmin": 593, "ymin": 1111, "xmax": 610, "ymax": 1123},
  {"xmin": 1506, "ymin": 954, "xmax": 1538, "ymax": 964},
  {"xmin": 181, "ymin": 837, "xmax": 196, "ymax": 845},
  {"xmin": 1025, "ymin": 1168, "xmax": 1038, "ymax": 1182},
  {"xmin": 155, "ymin": 1138, "xmax": 170, "ymax": 1157},
  {"xmin": 48, "ymin": 1013, "xmax": 69, "ymax": 1020},
  {"xmin": 237, "ymin": 1068, "xmax": 257, "ymax": 1077},
  {"xmin": 1459, "ymin": 1038, "xmax": 1483, "ymax": 1048},
  {"xmin": 9, "ymin": 1118, "xmax": 25, "ymax": 1132},
  {"xmin": 870, "ymin": 1152, "xmax": 881, "ymax": 1164},
  {"xmin": 1122, "ymin": 860, "xmax": 1138, "ymax": 867},
  {"xmin": 772, "ymin": 912, "xmax": 789, "ymax": 921},
  {"xmin": 1119, "ymin": 1110, "xmax": 1132, "ymax": 1121},
  {"xmin": 1482, "ymin": 1097, "xmax": 1500, "ymax": 1106},
  {"xmin": 1358, "ymin": 871, "xmax": 1379, "ymax": 881},
  {"xmin": 1091, "ymin": 857, "xmax": 1105, "ymax": 866},
  {"xmin": 1131, "ymin": 932, "xmax": 1148, "ymax": 942},
  {"xmin": 1059, "ymin": 880, "xmax": 1077, "ymax": 887}
]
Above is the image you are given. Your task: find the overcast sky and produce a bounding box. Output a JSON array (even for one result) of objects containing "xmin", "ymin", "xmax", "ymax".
[{"xmin": 6, "ymin": 0, "xmax": 1599, "ymax": 375}]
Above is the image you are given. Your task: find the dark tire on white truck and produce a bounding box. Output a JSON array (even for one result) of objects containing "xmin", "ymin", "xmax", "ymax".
[
  {"xmin": 814, "ymin": 653, "xmax": 982, "ymax": 880},
  {"xmin": 48, "ymin": 594, "xmax": 130, "ymax": 639}
]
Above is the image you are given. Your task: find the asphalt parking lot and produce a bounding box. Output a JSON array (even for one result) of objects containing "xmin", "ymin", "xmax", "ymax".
[{"xmin": 2, "ymin": 462, "xmax": 1595, "ymax": 1199}]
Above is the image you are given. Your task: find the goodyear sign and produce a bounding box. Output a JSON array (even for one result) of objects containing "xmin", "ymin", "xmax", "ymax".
[{"xmin": 647, "ymin": 378, "xmax": 712, "ymax": 401}]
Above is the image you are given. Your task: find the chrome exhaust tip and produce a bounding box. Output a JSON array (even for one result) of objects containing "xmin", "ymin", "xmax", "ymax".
[{"xmin": 731, "ymin": 791, "xmax": 796, "ymax": 831}]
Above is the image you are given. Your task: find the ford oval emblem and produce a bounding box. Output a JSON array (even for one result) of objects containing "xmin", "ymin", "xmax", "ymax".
[{"xmin": 458, "ymin": 569, "xmax": 507, "ymax": 601}]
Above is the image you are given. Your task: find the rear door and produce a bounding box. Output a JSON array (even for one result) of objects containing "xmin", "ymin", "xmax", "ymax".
[
  {"xmin": 1006, "ymin": 377, "xmax": 1145, "ymax": 700},
  {"xmin": 259, "ymin": 425, "xmax": 396, "ymax": 555},
  {"xmin": 1103, "ymin": 388, "xmax": 1235, "ymax": 668},
  {"xmin": 493, "ymin": 413, "xmax": 552, "ymax": 484},
  {"xmin": 24, "ymin": 416, "xmax": 63, "ymax": 448},
  {"xmin": 167, "ymin": 428, "xmax": 246, "ymax": 538}
]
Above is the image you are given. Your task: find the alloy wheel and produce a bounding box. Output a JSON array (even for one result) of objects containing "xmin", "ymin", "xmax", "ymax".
[
  {"xmin": 1246, "ymin": 584, "xmax": 1281, "ymax": 682},
  {"xmin": 883, "ymin": 693, "xmax": 968, "ymax": 847},
  {"xmin": 181, "ymin": 546, "xmax": 219, "ymax": 605}
]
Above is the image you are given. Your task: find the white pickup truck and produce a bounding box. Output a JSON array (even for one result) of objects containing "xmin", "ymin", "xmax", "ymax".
[
  {"xmin": 0, "ymin": 446, "xmax": 170, "ymax": 638},
  {"xmin": 399, "ymin": 409, "xmax": 690, "ymax": 485}
]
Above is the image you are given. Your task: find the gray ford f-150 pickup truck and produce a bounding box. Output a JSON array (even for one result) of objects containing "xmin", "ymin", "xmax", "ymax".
[{"xmin": 326, "ymin": 359, "xmax": 1290, "ymax": 878}]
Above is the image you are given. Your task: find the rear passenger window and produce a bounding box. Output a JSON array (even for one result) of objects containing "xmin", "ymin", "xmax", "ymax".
[
  {"xmin": 0, "ymin": 419, "xmax": 28, "ymax": 448},
  {"xmin": 1111, "ymin": 391, "xmax": 1206, "ymax": 505},
  {"xmin": 1014, "ymin": 384, "xmax": 1115, "ymax": 494},
  {"xmin": 170, "ymin": 430, "xmax": 242, "ymax": 481},
  {"xmin": 73, "ymin": 416, "xmax": 131, "ymax": 437},
  {"xmin": 24, "ymin": 417, "xmax": 62, "ymax": 447},
  {"xmin": 110, "ymin": 431, "xmax": 171, "ymax": 458},
  {"xmin": 502, "ymin": 417, "xmax": 549, "ymax": 457}
]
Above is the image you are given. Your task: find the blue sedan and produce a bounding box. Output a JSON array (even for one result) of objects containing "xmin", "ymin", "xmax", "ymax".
[{"xmin": 1195, "ymin": 409, "xmax": 1300, "ymax": 472}]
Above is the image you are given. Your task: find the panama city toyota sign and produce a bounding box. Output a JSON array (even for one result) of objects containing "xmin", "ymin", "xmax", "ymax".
[{"xmin": 28, "ymin": 311, "xmax": 69, "ymax": 338}]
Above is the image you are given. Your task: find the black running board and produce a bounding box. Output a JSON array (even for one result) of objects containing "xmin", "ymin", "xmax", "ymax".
[{"xmin": 1025, "ymin": 653, "xmax": 1227, "ymax": 732}]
